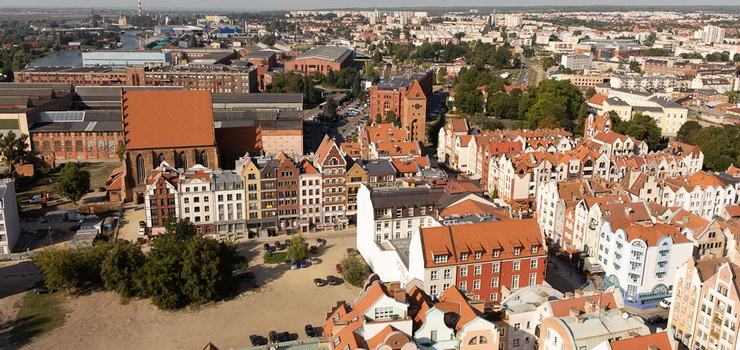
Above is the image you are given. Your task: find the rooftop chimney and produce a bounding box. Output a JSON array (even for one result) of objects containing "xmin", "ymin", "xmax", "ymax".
[
  {"xmin": 569, "ymin": 307, "xmax": 580, "ymax": 317},
  {"xmin": 575, "ymin": 315, "xmax": 585, "ymax": 324}
]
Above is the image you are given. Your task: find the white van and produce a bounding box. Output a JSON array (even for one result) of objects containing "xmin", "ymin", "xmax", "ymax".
[{"xmin": 659, "ymin": 297, "xmax": 672, "ymax": 309}]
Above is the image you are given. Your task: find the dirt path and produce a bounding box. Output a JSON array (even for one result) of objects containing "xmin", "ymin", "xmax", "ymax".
[{"xmin": 21, "ymin": 233, "xmax": 361, "ymax": 350}]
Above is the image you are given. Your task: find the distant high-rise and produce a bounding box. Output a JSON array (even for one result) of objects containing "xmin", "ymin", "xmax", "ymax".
[{"xmin": 697, "ymin": 25, "xmax": 725, "ymax": 44}]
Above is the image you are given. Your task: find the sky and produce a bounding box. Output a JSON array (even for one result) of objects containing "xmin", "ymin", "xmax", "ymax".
[{"xmin": 10, "ymin": 0, "xmax": 740, "ymax": 11}]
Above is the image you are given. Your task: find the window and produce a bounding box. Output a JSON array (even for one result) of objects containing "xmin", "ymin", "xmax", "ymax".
[
  {"xmin": 433, "ymin": 255, "xmax": 448, "ymax": 264},
  {"xmin": 461, "ymin": 252, "xmax": 468, "ymax": 261},
  {"xmin": 513, "ymin": 261, "xmax": 520, "ymax": 271},
  {"xmin": 459, "ymin": 281, "xmax": 467, "ymax": 291},
  {"xmin": 512, "ymin": 275, "xmax": 520, "ymax": 289},
  {"xmin": 374, "ymin": 306, "xmax": 394, "ymax": 319},
  {"xmin": 514, "ymin": 323, "xmax": 521, "ymax": 330},
  {"xmin": 460, "ymin": 267, "xmax": 468, "ymax": 277},
  {"xmin": 475, "ymin": 251, "xmax": 482, "ymax": 259},
  {"xmin": 431, "ymin": 330, "xmax": 437, "ymax": 342},
  {"xmin": 479, "ymin": 336, "xmax": 488, "ymax": 344},
  {"xmin": 429, "ymin": 285, "xmax": 437, "ymax": 295},
  {"xmin": 443, "ymin": 269, "xmax": 451, "ymax": 279},
  {"xmin": 431, "ymin": 270, "xmax": 438, "ymax": 280},
  {"xmin": 531, "ymin": 245, "xmax": 538, "ymax": 253},
  {"xmin": 490, "ymin": 293, "xmax": 498, "ymax": 301},
  {"xmin": 514, "ymin": 247, "xmax": 521, "ymax": 255},
  {"xmin": 513, "ymin": 338, "xmax": 520, "ymax": 347},
  {"xmin": 474, "ymin": 265, "xmax": 482, "ymax": 275},
  {"xmin": 492, "ymin": 263, "xmax": 500, "ymax": 273},
  {"xmin": 493, "ymin": 250, "xmax": 500, "ymax": 257},
  {"xmin": 473, "ymin": 280, "xmax": 481, "ymax": 290},
  {"xmin": 491, "ymin": 277, "xmax": 499, "ymax": 288},
  {"xmin": 531, "ymin": 259, "xmax": 538, "ymax": 269},
  {"xmin": 468, "ymin": 337, "xmax": 478, "ymax": 345},
  {"xmin": 529, "ymin": 273, "xmax": 537, "ymax": 286}
]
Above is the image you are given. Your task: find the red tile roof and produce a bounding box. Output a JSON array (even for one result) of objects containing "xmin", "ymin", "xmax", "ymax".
[
  {"xmin": 122, "ymin": 90, "xmax": 216, "ymax": 150},
  {"xmin": 609, "ymin": 331, "xmax": 674, "ymax": 350},
  {"xmin": 549, "ymin": 294, "xmax": 618, "ymax": 317},
  {"xmin": 588, "ymin": 93, "xmax": 608, "ymax": 106}
]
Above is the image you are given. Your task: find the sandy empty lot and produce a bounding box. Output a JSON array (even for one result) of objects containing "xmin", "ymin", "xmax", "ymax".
[{"xmin": 17, "ymin": 231, "xmax": 360, "ymax": 350}]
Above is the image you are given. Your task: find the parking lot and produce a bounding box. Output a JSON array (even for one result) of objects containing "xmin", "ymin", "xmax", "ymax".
[{"xmin": 20, "ymin": 230, "xmax": 362, "ymax": 350}]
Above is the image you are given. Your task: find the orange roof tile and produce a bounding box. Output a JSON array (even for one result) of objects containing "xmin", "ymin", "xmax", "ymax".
[
  {"xmin": 122, "ymin": 90, "xmax": 216, "ymax": 150},
  {"xmin": 549, "ymin": 294, "xmax": 618, "ymax": 317},
  {"xmin": 588, "ymin": 93, "xmax": 608, "ymax": 106},
  {"xmin": 420, "ymin": 219, "xmax": 544, "ymax": 268},
  {"xmin": 609, "ymin": 332, "xmax": 674, "ymax": 350},
  {"xmin": 436, "ymin": 286, "xmax": 482, "ymax": 331}
]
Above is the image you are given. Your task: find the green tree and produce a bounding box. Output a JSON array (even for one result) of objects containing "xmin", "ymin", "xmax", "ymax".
[
  {"xmin": 340, "ymin": 252, "xmax": 370, "ymax": 287},
  {"xmin": 33, "ymin": 244, "xmax": 111, "ymax": 293},
  {"xmin": 286, "ymin": 234, "xmax": 307, "ymax": 261},
  {"xmin": 676, "ymin": 121, "xmax": 703, "ymax": 143},
  {"xmin": 541, "ymin": 56, "xmax": 558, "ymax": 70},
  {"xmin": 0, "ymin": 131, "xmax": 29, "ymax": 175},
  {"xmin": 454, "ymin": 89, "xmax": 484, "ymax": 115},
  {"xmin": 384, "ymin": 110, "xmax": 399, "ymax": 124},
  {"xmin": 629, "ymin": 61, "xmax": 642, "ymax": 73},
  {"xmin": 321, "ymin": 96, "xmax": 339, "ymax": 122},
  {"xmin": 53, "ymin": 163, "xmax": 91, "ymax": 203},
  {"xmin": 614, "ymin": 113, "xmax": 664, "ymax": 150},
  {"xmin": 687, "ymin": 125, "xmax": 739, "ymax": 171},
  {"xmin": 101, "ymin": 240, "xmax": 145, "ymax": 298}
]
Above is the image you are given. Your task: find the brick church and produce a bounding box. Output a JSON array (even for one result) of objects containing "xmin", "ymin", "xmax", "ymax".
[{"xmin": 121, "ymin": 90, "xmax": 219, "ymax": 202}]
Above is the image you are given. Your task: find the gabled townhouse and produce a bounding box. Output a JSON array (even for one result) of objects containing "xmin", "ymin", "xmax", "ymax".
[
  {"xmin": 314, "ymin": 136, "xmax": 349, "ymax": 229},
  {"xmin": 660, "ymin": 171, "xmax": 738, "ymax": 221},
  {"xmin": 668, "ymin": 208, "xmax": 729, "ymax": 260},
  {"xmin": 413, "ymin": 286, "xmax": 500, "ymax": 350},
  {"xmin": 298, "ymin": 159, "xmax": 323, "ymax": 227},
  {"xmin": 598, "ymin": 221, "xmax": 693, "ymax": 308},
  {"xmin": 438, "ymin": 118, "xmax": 470, "ymax": 165},
  {"xmin": 176, "ymin": 165, "xmax": 215, "ymax": 235},
  {"xmin": 212, "ymin": 170, "xmax": 246, "ymax": 239},
  {"xmin": 498, "ymin": 285, "xmax": 565, "ymax": 350},
  {"xmin": 323, "ymin": 280, "xmax": 417, "ymax": 350},
  {"xmin": 144, "ymin": 162, "xmax": 181, "ymax": 233},
  {"xmin": 276, "ymin": 152, "xmax": 300, "ymax": 232},
  {"xmin": 668, "ymin": 257, "xmax": 740, "ymax": 350}
]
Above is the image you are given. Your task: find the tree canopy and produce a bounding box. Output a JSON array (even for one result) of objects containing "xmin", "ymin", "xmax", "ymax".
[
  {"xmin": 340, "ymin": 252, "xmax": 370, "ymax": 287},
  {"xmin": 613, "ymin": 113, "xmax": 664, "ymax": 151},
  {"xmin": 0, "ymin": 131, "xmax": 28, "ymax": 174},
  {"xmin": 678, "ymin": 124, "xmax": 740, "ymax": 172},
  {"xmin": 53, "ymin": 163, "xmax": 91, "ymax": 203}
]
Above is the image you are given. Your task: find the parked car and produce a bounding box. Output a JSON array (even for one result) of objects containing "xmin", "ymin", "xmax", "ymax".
[
  {"xmin": 29, "ymin": 195, "xmax": 42, "ymax": 204},
  {"xmin": 138, "ymin": 228, "xmax": 147, "ymax": 236},
  {"xmin": 316, "ymin": 238, "xmax": 325, "ymax": 247},
  {"xmin": 263, "ymin": 243, "xmax": 271, "ymax": 252},
  {"xmin": 290, "ymin": 260, "xmax": 299, "ymax": 270},
  {"xmin": 336, "ymin": 264, "xmax": 343, "ymax": 273},
  {"xmin": 648, "ymin": 315, "xmax": 667, "ymax": 324},
  {"xmin": 139, "ymin": 221, "xmax": 146, "ymax": 228},
  {"xmin": 269, "ymin": 331, "xmax": 278, "ymax": 344},
  {"xmin": 285, "ymin": 239, "xmax": 291, "ymax": 247},
  {"xmin": 275, "ymin": 241, "xmax": 283, "ymax": 250},
  {"xmin": 310, "ymin": 257, "xmax": 319, "ymax": 265},
  {"xmin": 34, "ymin": 287, "xmax": 49, "ymax": 294},
  {"xmin": 310, "ymin": 246, "xmax": 318, "ymax": 254},
  {"xmin": 314, "ymin": 278, "xmax": 326, "ymax": 287},
  {"xmin": 279, "ymin": 332, "xmax": 290, "ymax": 342},
  {"xmin": 249, "ymin": 335, "xmax": 266, "ymax": 346},
  {"xmin": 305, "ymin": 325, "xmax": 316, "ymax": 337},
  {"xmin": 659, "ymin": 297, "xmax": 672, "ymax": 309},
  {"xmin": 300, "ymin": 260, "xmax": 307, "ymax": 268},
  {"xmin": 327, "ymin": 275, "xmax": 338, "ymax": 285}
]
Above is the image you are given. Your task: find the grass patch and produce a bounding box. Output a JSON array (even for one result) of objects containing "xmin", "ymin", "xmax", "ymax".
[
  {"xmin": 8, "ymin": 290, "xmax": 67, "ymax": 346},
  {"xmin": 263, "ymin": 251, "xmax": 289, "ymax": 264}
]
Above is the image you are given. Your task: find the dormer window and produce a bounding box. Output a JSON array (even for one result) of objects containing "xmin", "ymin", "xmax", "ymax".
[
  {"xmin": 514, "ymin": 248, "xmax": 521, "ymax": 256},
  {"xmin": 493, "ymin": 250, "xmax": 501, "ymax": 258},
  {"xmin": 531, "ymin": 246, "xmax": 538, "ymax": 254},
  {"xmin": 475, "ymin": 251, "xmax": 482, "ymax": 260},
  {"xmin": 461, "ymin": 253, "xmax": 469, "ymax": 261},
  {"xmin": 434, "ymin": 254, "xmax": 448, "ymax": 263}
]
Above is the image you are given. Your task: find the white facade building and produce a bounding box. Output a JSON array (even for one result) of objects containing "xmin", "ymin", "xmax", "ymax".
[
  {"xmin": 0, "ymin": 179, "xmax": 21, "ymax": 255},
  {"xmin": 598, "ymin": 221, "xmax": 694, "ymax": 306}
]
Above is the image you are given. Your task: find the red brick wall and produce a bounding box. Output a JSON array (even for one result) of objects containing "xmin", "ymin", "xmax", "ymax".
[{"xmin": 31, "ymin": 132, "xmax": 123, "ymax": 161}]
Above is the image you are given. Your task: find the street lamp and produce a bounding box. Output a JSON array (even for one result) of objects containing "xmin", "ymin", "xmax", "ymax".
[{"xmin": 48, "ymin": 226, "xmax": 53, "ymax": 246}]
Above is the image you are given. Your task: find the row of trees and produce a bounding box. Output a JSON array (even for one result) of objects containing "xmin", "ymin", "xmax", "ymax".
[
  {"xmin": 34, "ymin": 219, "xmax": 245, "ymax": 310},
  {"xmin": 453, "ymin": 79, "xmax": 588, "ymax": 132},
  {"xmin": 268, "ymin": 72, "xmax": 323, "ymax": 108},
  {"xmin": 370, "ymin": 40, "xmax": 519, "ymax": 68},
  {"xmin": 676, "ymin": 122, "xmax": 740, "ymax": 172}
]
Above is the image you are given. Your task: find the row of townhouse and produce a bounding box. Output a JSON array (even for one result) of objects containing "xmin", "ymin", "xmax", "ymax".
[
  {"xmin": 144, "ymin": 135, "xmax": 440, "ymax": 237},
  {"xmin": 356, "ymin": 185, "xmax": 548, "ymax": 307}
]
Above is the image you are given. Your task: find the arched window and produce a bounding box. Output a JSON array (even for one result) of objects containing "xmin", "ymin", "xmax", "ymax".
[
  {"xmin": 200, "ymin": 151, "xmax": 208, "ymax": 166},
  {"xmin": 136, "ymin": 154, "xmax": 146, "ymax": 184},
  {"xmin": 158, "ymin": 153, "xmax": 165, "ymax": 165},
  {"xmin": 468, "ymin": 337, "xmax": 478, "ymax": 345},
  {"xmin": 479, "ymin": 336, "xmax": 488, "ymax": 344},
  {"xmin": 179, "ymin": 152, "xmax": 187, "ymax": 169}
]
